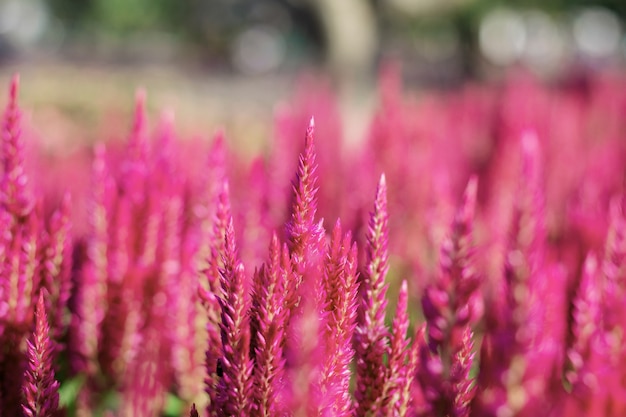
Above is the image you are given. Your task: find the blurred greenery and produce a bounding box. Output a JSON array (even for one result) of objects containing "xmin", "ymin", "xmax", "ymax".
[{"xmin": 40, "ymin": 0, "xmax": 625, "ymax": 69}]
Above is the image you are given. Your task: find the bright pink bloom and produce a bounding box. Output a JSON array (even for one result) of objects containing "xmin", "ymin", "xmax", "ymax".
[
  {"xmin": 22, "ymin": 292, "xmax": 59, "ymax": 417},
  {"xmin": 355, "ymin": 174, "xmax": 391, "ymax": 416}
]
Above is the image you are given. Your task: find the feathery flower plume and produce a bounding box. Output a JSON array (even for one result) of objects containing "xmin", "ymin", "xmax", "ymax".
[
  {"xmin": 601, "ymin": 198, "xmax": 626, "ymax": 344},
  {"xmin": 382, "ymin": 280, "xmax": 414, "ymax": 417},
  {"xmin": 565, "ymin": 252, "xmax": 605, "ymax": 395},
  {"xmin": 202, "ymin": 179, "xmax": 232, "ymax": 412},
  {"xmin": 22, "ymin": 292, "xmax": 60, "ymax": 417},
  {"xmin": 280, "ymin": 117, "xmax": 327, "ymax": 415},
  {"xmin": 1, "ymin": 74, "xmax": 32, "ymax": 218},
  {"xmin": 121, "ymin": 89, "xmax": 149, "ymax": 205},
  {"xmin": 119, "ymin": 326, "xmax": 169, "ymax": 417},
  {"xmin": 478, "ymin": 132, "xmax": 548, "ymax": 416},
  {"xmin": 215, "ymin": 208, "xmax": 253, "ymax": 415},
  {"xmin": 319, "ymin": 220, "xmax": 358, "ymax": 416},
  {"xmin": 0, "ymin": 76, "xmax": 48, "ymax": 416},
  {"xmin": 452, "ymin": 328, "xmax": 476, "ymax": 417},
  {"xmin": 72, "ymin": 143, "xmax": 111, "ymax": 375},
  {"xmin": 419, "ymin": 175, "xmax": 479, "ymax": 416},
  {"xmin": 0, "ymin": 75, "xmax": 40, "ymax": 334},
  {"xmin": 285, "ymin": 116, "xmax": 324, "ymax": 312},
  {"xmin": 5, "ymin": 206, "xmax": 40, "ymax": 329},
  {"xmin": 251, "ymin": 233, "xmax": 288, "ymax": 417},
  {"xmin": 596, "ymin": 197, "xmax": 626, "ymax": 413},
  {"xmin": 42, "ymin": 193, "xmax": 72, "ymax": 346},
  {"xmin": 355, "ymin": 173, "xmax": 391, "ymax": 416}
]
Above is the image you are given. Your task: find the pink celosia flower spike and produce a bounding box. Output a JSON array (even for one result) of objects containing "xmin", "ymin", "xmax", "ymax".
[
  {"xmin": 201, "ymin": 179, "xmax": 232, "ymax": 413},
  {"xmin": 565, "ymin": 252, "xmax": 604, "ymax": 395},
  {"xmin": 251, "ymin": 233, "xmax": 288, "ymax": 417},
  {"xmin": 72, "ymin": 143, "xmax": 111, "ymax": 375},
  {"xmin": 418, "ymin": 175, "xmax": 480, "ymax": 416},
  {"xmin": 22, "ymin": 292, "xmax": 60, "ymax": 417},
  {"xmin": 190, "ymin": 403, "xmax": 199, "ymax": 417},
  {"xmin": 1, "ymin": 74, "xmax": 33, "ymax": 218},
  {"xmin": 42, "ymin": 192, "xmax": 72, "ymax": 346},
  {"xmin": 477, "ymin": 132, "xmax": 549, "ymax": 416},
  {"xmin": 285, "ymin": 116, "xmax": 325, "ymax": 311},
  {"xmin": 382, "ymin": 280, "xmax": 414, "ymax": 417},
  {"xmin": 319, "ymin": 220, "xmax": 358, "ymax": 416},
  {"xmin": 452, "ymin": 328, "xmax": 476, "ymax": 417},
  {"xmin": 120, "ymin": 88, "xmax": 149, "ymax": 206},
  {"xmin": 355, "ymin": 173, "xmax": 391, "ymax": 416},
  {"xmin": 215, "ymin": 211, "xmax": 253, "ymax": 416},
  {"xmin": 595, "ymin": 197, "xmax": 626, "ymax": 412}
]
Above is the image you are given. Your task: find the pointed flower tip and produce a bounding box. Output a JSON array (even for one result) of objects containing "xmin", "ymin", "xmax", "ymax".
[
  {"xmin": 305, "ymin": 116, "xmax": 315, "ymax": 146},
  {"xmin": 465, "ymin": 175, "xmax": 478, "ymax": 198},
  {"xmin": 132, "ymin": 88, "xmax": 147, "ymax": 133},
  {"xmin": 135, "ymin": 87, "xmax": 147, "ymax": 107},
  {"xmin": 375, "ymin": 174, "xmax": 388, "ymax": 209},
  {"xmin": 400, "ymin": 279, "xmax": 408, "ymax": 295},
  {"xmin": 379, "ymin": 172, "xmax": 386, "ymax": 187},
  {"xmin": 220, "ymin": 178, "xmax": 231, "ymax": 197},
  {"xmin": 462, "ymin": 175, "xmax": 478, "ymax": 217},
  {"xmin": 583, "ymin": 252, "xmax": 598, "ymax": 274},
  {"xmin": 189, "ymin": 403, "xmax": 199, "ymax": 417},
  {"xmin": 9, "ymin": 73, "xmax": 19, "ymax": 101},
  {"xmin": 37, "ymin": 290, "xmax": 46, "ymax": 313}
]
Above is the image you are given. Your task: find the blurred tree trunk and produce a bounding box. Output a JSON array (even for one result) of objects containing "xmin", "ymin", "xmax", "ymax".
[{"xmin": 312, "ymin": 0, "xmax": 378, "ymax": 82}]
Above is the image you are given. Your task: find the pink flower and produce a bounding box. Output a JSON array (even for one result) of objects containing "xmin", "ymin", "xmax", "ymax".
[{"xmin": 22, "ymin": 292, "xmax": 60, "ymax": 417}]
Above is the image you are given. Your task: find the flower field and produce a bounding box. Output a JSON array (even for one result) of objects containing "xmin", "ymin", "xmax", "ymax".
[{"xmin": 2, "ymin": 67, "xmax": 626, "ymax": 416}]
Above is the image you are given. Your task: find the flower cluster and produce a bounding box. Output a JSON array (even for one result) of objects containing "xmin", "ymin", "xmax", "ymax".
[{"xmin": 1, "ymin": 67, "xmax": 626, "ymax": 417}]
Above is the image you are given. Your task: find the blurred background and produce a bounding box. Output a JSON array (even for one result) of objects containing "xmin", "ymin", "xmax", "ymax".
[{"xmin": 1, "ymin": 0, "xmax": 626, "ymax": 149}]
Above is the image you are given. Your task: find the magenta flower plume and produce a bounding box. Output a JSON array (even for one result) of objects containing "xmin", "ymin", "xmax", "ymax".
[
  {"xmin": 251, "ymin": 233, "xmax": 289, "ymax": 416},
  {"xmin": 451, "ymin": 328, "xmax": 476, "ymax": 417},
  {"xmin": 319, "ymin": 220, "xmax": 358, "ymax": 416},
  {"xmin": 593, "ymin": 197, "xmax": 626, "ymax": 411},
  {"xmin": 565, "ymin": 252, "xmax": 605, "ymax": 395},
  {"xmin": 203, "ymin": 179, "xmax": 233, "ymax": 410},
  {"xmin": 355, "ymin": 173, "xmax": 391, "ymax": 416},
  {"xmin": 215, "ymin": 210, "xmax": 253, "ymax": 416},
  {"xmin": 22, "ymin": 292, "xmax": 60, "ymax": 417},
  {"xmin": 478, "ymin": 132, "xmax": 548, "ymax": 416},
  {"xmin": 120, "ymin": 89, "xmax": 149, "ymax": 205},
  {"xmin": 1, "ymin": 74, "xmax": 33, "ymax": 218},
  {"xmin": 382, "ymin": 280, "xmax": 414, "ymax": 417},
  {"xmin": 42, "ymin": 193, "xmax": 72, "ymax": 345},
  {"xmin": 419, "ymin": 175, "xmax": 480, "ymax": 416},
  {"xmin": 601, "ymin": 198, "xmax": 626, "ymax": 339},
  {"xmin": 119, "ymin": 326, "xmax": 169, "ymax": 417},
  {"xmin": 285, "ymin": 117, "xmax": 325, "ymax": 311},
  {"xmin": 72, "ymin": 143, "xmax": 111, "ymax": 375},
  {"xmin": 195, "ymin": 131, "xmax": 228, "ymax": 282},
  {"xmin": 2, "ymin": 206, "xmax": 39, "ymax": 329}
]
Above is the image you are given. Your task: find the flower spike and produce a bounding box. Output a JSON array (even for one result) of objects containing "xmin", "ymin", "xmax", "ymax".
[
  {"xmin": 22, "ymin": 292, "xmax": 60, "ymax": 417},
  {"xmin": 355, "ymin": 173, "xmax": 391, "ymax": 416},
  {"xmin": 251, "ymin": 233, "xmax": 289, "ymax": 416},
  {"xmin": 1, "ymin": 74, "xmax": 33, "ymax": 217},
  {"xmin": 284, "ymin": 116, "xmax": 325, "ymax": 315},
  {"xmin": 215, "ymin": 211, "xmax": 253, "ymax": 415}
]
